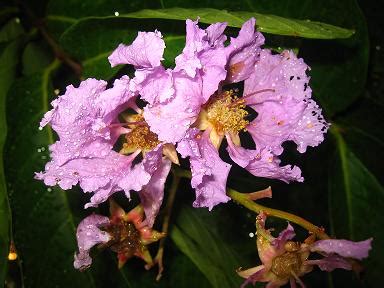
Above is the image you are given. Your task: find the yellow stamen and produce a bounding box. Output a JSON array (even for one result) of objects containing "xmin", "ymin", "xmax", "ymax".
[
  {"xmin": 120, "ymin": 115, "xmax": 160, "ymax": 154},
  {"xmin": 198, "ymin": 90, "xmax": 249, "ymax": 135}
]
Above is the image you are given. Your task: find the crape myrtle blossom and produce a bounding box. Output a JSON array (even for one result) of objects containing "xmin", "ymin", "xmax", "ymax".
[
  {"xmin": 74, "ymin": 201, "xmax": 165, "ymax": 270},
  {"xmin": 35, "ymin": 76, "xmax": 172, "ymax": 227},
  {"xmin": 108, "ymin": 18, "xmax": 328, "ymax": 210},
  {"xmin": 237, "ymin": 213, "xmax": 372, "ymax": 288}
]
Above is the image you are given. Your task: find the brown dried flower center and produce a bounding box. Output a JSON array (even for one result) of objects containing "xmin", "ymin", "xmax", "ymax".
[
  {"xmin": 203, "ymin": 90, "xmax": 249, "ymax": 134},
  {"xmin": 106, "ymin": 221, "xmax": 142, "ymax": 257},
  {"xmin": 271, "ymin": 252, "xmax": 302, "ymax": 279}
]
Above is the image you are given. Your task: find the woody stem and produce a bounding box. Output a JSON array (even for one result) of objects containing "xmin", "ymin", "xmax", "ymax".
[{"xmin": 173, "ymin": 167, "xmax": 330, "ymax": 240}]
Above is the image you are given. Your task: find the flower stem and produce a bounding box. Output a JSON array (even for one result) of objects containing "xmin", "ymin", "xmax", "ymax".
[
  {"xmin": 153, "ymin": 170, "xmax": 181, "ymax": 281},
  {"xmin": 227, "ymin": 189, "xmax": 330, "ymax": 240},
  {"xmin": 173, "ymin": 167, "xmax": 330, "ymax": 240}
]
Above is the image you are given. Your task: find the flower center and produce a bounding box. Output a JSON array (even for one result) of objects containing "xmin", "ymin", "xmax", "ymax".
[
  {"xmin": 200, "ymin": 90, "xmax": 249, "ymax": 134},
  {"xmin": 121, "ymin": 114, "xmax": 160, "ymax": 153},
  {"xmin": 271, "ymin": 251, "xmax": 302, "ymax": 279},
  {"xmin": 106, "ymin": 220, "xmax": 142, "ymax": 258}
]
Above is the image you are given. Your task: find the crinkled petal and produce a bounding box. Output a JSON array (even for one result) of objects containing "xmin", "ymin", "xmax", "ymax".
[
  {"xmin": 244, "ymin": 49, "xmax": 310, "ymax": 104},
  {"xmin": 310, "ymin": 238, "xmax": 373, "ymax": 260},
  {"xmin": 140, "ymin": 157, "xmax": 172, "ymax": 227},
  {"xmin": 118, "ymin": 146, "xmax": 165, "ymax": 197},
  {"xmin": 108, "ymin": 31, "xmax": 165, "ymax": 67},
  {"xmin": 144, "ymin": 72, "xmax": 204, "ymax": 143},
  {"xmin": 177, "ymin": 129, "xmax": 231, "ymax": 210},
  {"xmin": 36, "ymin": 151, "xmax": 137, "ymax": 208},
  {"xmin": 74, "ymin": 214, "xmax": 111, "ymax": 270},
  {"xmin": 174, "ymin": 19, "xmax": 227, "ymax": 100},
  {"xmin": 226, "ymin": 18, "xmax": 265, "ymax": 82},
  {"xmin": 226, "ymin": 138, "xmax": 303, "ymax": 183},
  {"xmin": 96, "ymin": 75, "xmax": 136, "ymax": 125},
  {"xmin": 39, "ymin": 77, "xmax": 136, "ymax": 167},
  {"xmin": 198, "ymin": 48, "xmax": 227, "ymax": 102},
  {"xmin": 131, "ymin": 67, "xmax": 175, "ymax": 104},
  {"xmin": 244, "ymin": 49, "xmax": 328, "ymax": 154},
  {"xmin": 246, "ymin": 101, "xmax": 303, "ymax": 155},
  {"xmin": 205, "ymin": 22, "xmax": 227, "ymax": 47},
  {"xmin": 175, "ymin": 19, "xmax": 206, "ymax": 77},
  {"xmin": 306, "ymin": 254, "xmax": 352, "ymax": 272}
]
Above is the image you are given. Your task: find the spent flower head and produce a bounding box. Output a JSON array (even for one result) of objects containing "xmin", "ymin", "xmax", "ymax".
[
  {"xmin": 238, "ymin": 213, "xmax": 372, "ymax": 288},
  {"xmin": 74, "ymin": 200, "xmax": 165, "ymax": 271}
]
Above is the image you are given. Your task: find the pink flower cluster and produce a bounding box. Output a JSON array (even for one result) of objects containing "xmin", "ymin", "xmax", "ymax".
[{"xmin": 36, "ymin": 18, "xmax": 330, "ymax": 270}]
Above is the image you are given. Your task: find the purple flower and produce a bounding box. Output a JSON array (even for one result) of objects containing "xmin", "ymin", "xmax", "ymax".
[
  {"xmin": 237, "ymin": 213, "xmax": 372, "ymax": 287},
  {"xmin": 108, "ymin": 17, "xmax": 328, "ymax": 210},
  {"xmin": 177, "ymin": 129, "xmax": 231, "ymax": 210},
  {"xmin": 74, "ymin": 214, "xmax": 111, "ymax": 270},
  {"xmin": 36, "ymin": 76, "xmax": 173, "ymax": 221}
]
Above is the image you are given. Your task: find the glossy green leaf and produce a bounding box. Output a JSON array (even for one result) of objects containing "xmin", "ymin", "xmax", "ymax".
[
  {"xmin": 4, "ymin": 62, "xmax": 96, "ymax": 287},
  {"xmin": 171, "ymin": 206, "xmax": 242, "ymax": 288},
  {"xmin": 329, "ymin": 127, "xmax": 384, "ymax": 287},
  {"xmin": 120, "ymin": 8, "xmax": 353, "ymax": 39}
]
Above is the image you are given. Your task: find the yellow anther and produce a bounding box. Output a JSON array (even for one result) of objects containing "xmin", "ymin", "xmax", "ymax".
[
  {"xmin": 203, "ymin": 90, "xmax": 249, "ymax": 134},
  {"xmin": 120, "ymin": 114, "xmax": 160, "ymax": 154}
]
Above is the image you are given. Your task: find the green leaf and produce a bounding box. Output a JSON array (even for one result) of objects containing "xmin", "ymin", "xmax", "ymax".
[
  {"xmin": 0, "ymin": 18, "xmax": 23, "ymax": 43},
  {"xmin": 329, "ymin": 127, "xmax": 384, "ymax": 287},
  {"xmin": 22, "ymin": 41, "xmax": 54, "ymax": 75},
  {"xmin": 0, "ymin": 22, "xmax": 25, "ymax": 285},
  {"xmin": 45, "ymin": 0, "xmax": 160, "ymax": 40},
  {"xmin": 171, "ymin": 205, "xmax": 242, "ymax": 288},
  {"xmin": 4, "ymin": 61, "xmax": 96, "ymax": 287},
  {"xmin": 119, "ymin": 8, "xmax": 354, "ymax": 39},
  {"xmin": 59, "ymin": 18, "xmax": 185, "ymax": 78}
]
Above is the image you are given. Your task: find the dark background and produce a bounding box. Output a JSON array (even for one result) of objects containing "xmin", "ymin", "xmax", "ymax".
[{"xmin": 0, "ymin": 0, "xmax": 383, "ymax": 287}]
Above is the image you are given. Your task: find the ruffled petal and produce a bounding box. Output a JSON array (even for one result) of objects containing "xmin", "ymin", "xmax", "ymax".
[
  {"xmin": 174, "ymin": 19, "xmax": 227, "ymax": 101},
  {"xmin": 310, "ymin": 238, "xmax": 373, "ymax": 260},
  {"xmin": 74, "ymin": 214, "xmax": 111, "ymax": 270},
  {"xmin": 177, "ymin": 129, "xmax": 231, "ymax": 210},
  {"xmin": 226, "ymin": 138, "xmax": 303, "ymax": 183},
  {"xmin": 108, "ymin": 31, "xmax": 165, "ymax": 67},
  {"xmin": 131, "ymin": 67, "xmax": 175, "ymax": 104},
  {"xmin": 244, "ymin": 49, "xmax": 329, "ymax": 154},
  {"xmin": 226, "ymin": 18, "xmax": 265, "ymax": 82},
  {"xmin": 143, "ymin": 72, "xmax": 204, "ymax": 143},
  {"xmin": 140, "ymin": 157, "xmax": 172, "ymax": 227}
]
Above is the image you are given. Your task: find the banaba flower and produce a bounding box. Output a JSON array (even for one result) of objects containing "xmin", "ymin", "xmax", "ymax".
[
  {"xmin": 237, "ymin": 213, "xmax": 372, "ymax": 287},
  {"xmin": 36, "ymin": 76, "xmax": 173, "ymax": 226},
  {"xmin": 109, "ymin": 18, "xmax": 328, "ymax": 210},
  {"xmin": 74, "ymin": 201, "xmax": 165, "ymax": 270}
]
